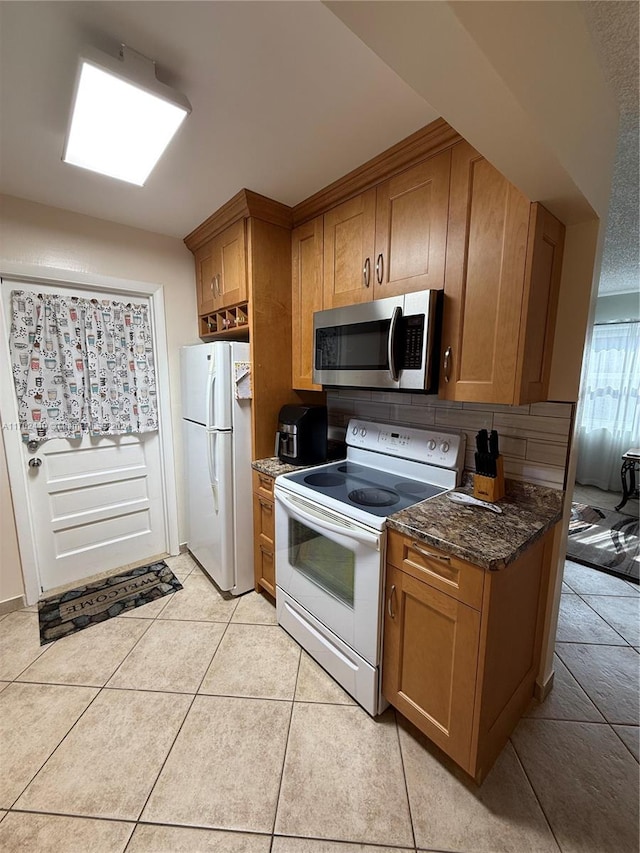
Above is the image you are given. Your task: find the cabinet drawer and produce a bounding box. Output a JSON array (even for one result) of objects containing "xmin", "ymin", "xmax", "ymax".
[
  {"xmin": 387, "ymin": 532, "xmax": 484, "ymax": 610},
  {"xmin": 253, "ymin": 470, "xmax": 275, "ymax": 501},
  {"xmin": 254, "ymin": 493, "xmax": 274, "ymax": 544}
]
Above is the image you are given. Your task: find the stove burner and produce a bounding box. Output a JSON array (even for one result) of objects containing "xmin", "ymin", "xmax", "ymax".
[
  {"xmin": 394, "ymin": 480, "xmax": 432, "ymax": 497},
  {"xmin": 337, "ymin": 463, "xmax": 365, "ymax": 474},
  {"xmin": 304, "ymin": 472, "xmax": 346, "ymax": 487},
  {"xmin": 348, "ymin": 487, "xmax": 400, "ymax": 508}
]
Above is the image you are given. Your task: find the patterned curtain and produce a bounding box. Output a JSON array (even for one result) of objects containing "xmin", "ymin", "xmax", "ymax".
[{"xmin": 9, "ymin": 290, "xmax": 158, "ymax": 443}]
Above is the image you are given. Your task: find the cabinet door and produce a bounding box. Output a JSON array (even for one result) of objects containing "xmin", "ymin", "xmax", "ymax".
[
  {"xmin": 323, "ymin": 189, "xmax": 376, "ymax": 308},
  {"xmin": 515, "ymin": 204, "xmax": 565, "ymax": 404},
  {"xmin": 440, "ymin": 142, "xmax": 531, "ymax": 404},
  {"xmin": 213, "ymin": 219, "xmax": 247, "ymax": 310},
  {"xmin": 382, "ymin": 563, "xmax": 481, "ymax": 772},
  {"xmin": 373, "ymin": 151, "xmax": 451, "ymax": 299},
  {"xmin": 196, "ymin": 241, "xmax": 215, "ymax": 316},
  {"xmin": 252, "ymin": 489, "xmax": 276, "ymax": 597},
  {"xmin": 292, "ymin": 216, "xmax": 323, "ymax": 390}
]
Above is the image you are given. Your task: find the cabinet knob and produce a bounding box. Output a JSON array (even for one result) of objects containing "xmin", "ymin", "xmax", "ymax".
[
  {"xmin": 363, "ymin": 257, "xmax": 371, "ymax": 288},
  {"xmin": 375, "ymin": 253, "xmax": 384, "ymax": 285}
]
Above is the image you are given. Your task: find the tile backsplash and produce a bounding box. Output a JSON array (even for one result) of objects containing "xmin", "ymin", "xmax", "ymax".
[{"xmin": 327, "ymin": 390, "xmax": 575, "ymax": 490}]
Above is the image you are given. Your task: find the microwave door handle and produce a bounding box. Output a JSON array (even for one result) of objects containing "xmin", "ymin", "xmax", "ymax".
[{"xmin": 387, "ymin": 306, "xmax": 402, "ymax": 382}]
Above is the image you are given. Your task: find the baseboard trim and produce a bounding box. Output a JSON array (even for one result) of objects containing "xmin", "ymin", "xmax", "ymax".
[
  {"xmin": 0, "ymin": 595, "xmax": 26, "ymax": 617},
  {"xmin": 534, "ymin": 669, "xmax": 555, "ymax": 702}
]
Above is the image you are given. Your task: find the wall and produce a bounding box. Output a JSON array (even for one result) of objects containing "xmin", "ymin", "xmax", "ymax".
[
  {"xmin": 0, "ymin": 194, "xmax": 198, "ymax": 603},
  {"xmin": 0, "ymin": 431, "xmax": 24, "ymax": 606},
  {"xmin": 327, "ymin": 392, "xmax": 574, "ymax": 490},
  {"xmin": 594, "ymin": 292, "xmax": 640, "ymax": 323}
]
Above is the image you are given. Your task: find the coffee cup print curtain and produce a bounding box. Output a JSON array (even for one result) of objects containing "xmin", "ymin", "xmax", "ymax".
[{"xmin": 10, "ymin": 290, "xmax": 158, "ymax": 442}]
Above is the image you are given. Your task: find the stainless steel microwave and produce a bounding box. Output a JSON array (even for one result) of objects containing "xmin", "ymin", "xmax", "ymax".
[{"xmin": 313, "ymin": 290, "xmax": 441, "ymax": 392}]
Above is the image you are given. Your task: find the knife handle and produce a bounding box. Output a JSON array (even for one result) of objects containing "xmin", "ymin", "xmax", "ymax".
[
  {"xmin": 489, "ymin": 430, "xmax": 499, "ymax": 458},
  {"xmin": 476, "ymin": 429, "xmax": 489, "ymax": 454}
]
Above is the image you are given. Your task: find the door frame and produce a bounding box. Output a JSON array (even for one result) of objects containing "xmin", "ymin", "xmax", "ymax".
[{"xmin": 0, "ymin": 262, "xmax": 180, "ymax": 605}]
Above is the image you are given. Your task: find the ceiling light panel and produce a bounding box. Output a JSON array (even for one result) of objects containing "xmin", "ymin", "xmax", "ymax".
[{"xmin": 63, "ymin": 47, "xmax": 190, "ymax": 186}]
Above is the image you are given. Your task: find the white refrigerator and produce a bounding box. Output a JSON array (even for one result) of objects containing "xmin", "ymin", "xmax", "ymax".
[{"xmin": 180, "ymin": 341, "xmax": 253, "ymax": 595}]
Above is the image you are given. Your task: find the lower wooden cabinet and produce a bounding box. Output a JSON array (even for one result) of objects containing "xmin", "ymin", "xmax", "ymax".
[
  {"xmin": 382, "ymin": 528, "xmax": 556, "ymax": 782},
  {"xmin": 252, "ymin": 470, "xmax": 276, "ymax": 597}
]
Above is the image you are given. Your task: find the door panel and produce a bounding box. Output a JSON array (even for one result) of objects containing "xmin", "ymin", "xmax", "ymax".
[
  {"xmin": 323, "ymin": 190, "xmax": 376, "ymax": 308},
  {"xmin": 382, "ymin": 564, "xmax": 480, "ymax": 771},
  {"xmin": 374, "ymin": 151, "xmax": 451, "ymax": 298},
  {"xmin": 184, "ymin": 421, "xmax": 234, "ymax": 590},
  {"xmin": 28, "ymin": 433, "xmax": 165, "ymax": 591}
]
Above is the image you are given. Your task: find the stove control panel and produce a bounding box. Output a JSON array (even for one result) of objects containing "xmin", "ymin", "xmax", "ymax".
[{"xmin": 347, "ymin": 419, "xmax": 466, "ymax": 470}]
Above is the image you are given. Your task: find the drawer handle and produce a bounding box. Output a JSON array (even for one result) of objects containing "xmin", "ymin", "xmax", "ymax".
[
  {"xmin": 387, "ymin": 584, "xmax": 396, "ymax": 619},
  {"xmin": 259, "ymin": 544, "xmax": 273, "ymax": 555},
  {"xmin": 259, "ymin": 499, "xmax": 272, "ymax": 511},
  {"xmin": 410, "ymin": 542, "xmax": 450, "ymax": 562},
  {"xmin": 258, "ymin": 476, "xmax": 272, "ymax": 488}
]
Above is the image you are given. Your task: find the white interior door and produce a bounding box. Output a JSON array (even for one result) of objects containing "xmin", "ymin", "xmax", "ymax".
[{"xmin": 2, "ymin": 278, "xmax": 169, "ymax": 594}]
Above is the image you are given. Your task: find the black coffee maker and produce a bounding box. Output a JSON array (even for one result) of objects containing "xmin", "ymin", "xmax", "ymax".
[{"xmin": 277, "ymin": 405, "xmax": 327, "ymax": 466}]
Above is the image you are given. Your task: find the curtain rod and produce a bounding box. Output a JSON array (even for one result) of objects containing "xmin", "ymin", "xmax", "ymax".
[{"xmin": 593, "ymin": 319, "xmax": 639, "ymax": 326}]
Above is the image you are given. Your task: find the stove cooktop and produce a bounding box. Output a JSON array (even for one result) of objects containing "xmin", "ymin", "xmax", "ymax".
[{"xmin": 281, "ymin": 459, "xmax": 447, "ymax": 519}]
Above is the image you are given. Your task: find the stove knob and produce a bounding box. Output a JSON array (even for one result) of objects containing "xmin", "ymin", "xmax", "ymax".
[
  {"xmin": 440, "ymin": 441, "xmax": 450, "ymax": 453},
  {"xmin": 428, "ymin": 440, "xmax": 437, "ymax": 450},
  {"xmin": 360, "ymin": 428, "xmax": 367, "ymax": 437},
  {"xmin": 352, "ymin": 427, "xmax": 358, "ymax": 435}
]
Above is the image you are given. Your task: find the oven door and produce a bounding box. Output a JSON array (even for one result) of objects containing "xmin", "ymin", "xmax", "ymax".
[{"xmin": 274, "ymin": 486, "xmax": 384, "ymax": 665}]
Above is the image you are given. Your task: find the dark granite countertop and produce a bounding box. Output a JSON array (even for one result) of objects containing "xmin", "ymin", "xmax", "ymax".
[
  {"xmin": 387, "ymin": 478, "xmax": 564, "ymax": 571},
  {"xmin": 252, "ymin": 457, "xmax": 316, "ymax": 478}
]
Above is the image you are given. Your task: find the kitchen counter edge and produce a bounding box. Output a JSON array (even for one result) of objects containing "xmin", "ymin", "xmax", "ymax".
[
  {"xmin": 252, "ymin": 457, "xmax": 316, "ymax": 478},
  {"xmin": 386, "ymin": 478, "xmax": 565, "ymax": 571}
]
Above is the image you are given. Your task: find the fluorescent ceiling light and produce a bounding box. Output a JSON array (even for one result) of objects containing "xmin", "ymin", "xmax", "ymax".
[{"xmin": 63, "ymin": 46, "xmax": 191, "ymax": 186}]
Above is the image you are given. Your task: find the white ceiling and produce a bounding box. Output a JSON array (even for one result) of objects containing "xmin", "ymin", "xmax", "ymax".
[
  {"xmin": 0, "ymin": 1, "xmax": 637, "ymax": 296},
  {"xmin": 0, "ymin": 1, "xmax": 436, "ymax": 238},
  {"xmin": 581, "ymin": 1, "xmax": 639, "ymax": 296}
]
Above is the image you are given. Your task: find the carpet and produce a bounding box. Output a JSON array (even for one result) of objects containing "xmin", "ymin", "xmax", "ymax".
[
  {"xmin": 567, "ymin": 504, "xmax": 639, "ymax": 582},
  {"xmin": 38, "ymin": 560, "xmax": 183, "ymax": 645}
]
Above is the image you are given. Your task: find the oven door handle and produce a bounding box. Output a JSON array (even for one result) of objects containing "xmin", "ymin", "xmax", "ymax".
[
  {"xmin": 387, "ymin": 305, "xmax": 402, "ymax": 382},
  {"xmin": 276, "ymin": 490, "xmax": 380, "ymax": 550}
]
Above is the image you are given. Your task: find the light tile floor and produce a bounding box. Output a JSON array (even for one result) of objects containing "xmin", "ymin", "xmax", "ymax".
[{"xmin": 0, "ymin": 554, "xmax": 638, "ymax": 853}]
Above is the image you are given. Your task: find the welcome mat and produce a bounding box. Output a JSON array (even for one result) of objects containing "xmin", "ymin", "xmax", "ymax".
[
  {"xmin": 567, "ymin": 503, "xmax": 639, "ymax": 583},
  {"xmin": 38, "ymin": 561, "xmax": 183, "ymax": 645}
]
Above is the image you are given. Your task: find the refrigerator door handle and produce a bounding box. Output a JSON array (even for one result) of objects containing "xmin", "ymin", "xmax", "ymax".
[
  {"xmin": 206, "ymin": 371, "xmax": 217, "ymax": 430},
  {"xmin": 207, "ymin": 432, "xmax": 219, "ymax": 514}
]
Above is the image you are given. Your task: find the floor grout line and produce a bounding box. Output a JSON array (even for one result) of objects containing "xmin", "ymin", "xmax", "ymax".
[
  {"xmin": 393, "ymin": 709, "xmax": 418, "ymax": 852},
  {"xmin": 269, "ymin": 650, "xmax": 301, "ymax": 837},
  {"xmin": 129, "ymin": 611, "xmax": 237, "ymax": 831},
  {"xmin": 509, "ymin": 735, "xmax": 563, "ymax": 853}
]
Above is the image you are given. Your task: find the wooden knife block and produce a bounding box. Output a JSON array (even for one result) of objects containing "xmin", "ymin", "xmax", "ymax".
[{"xmin": 473, "ymin": 455, "xmax": 505, "ymax": 503}]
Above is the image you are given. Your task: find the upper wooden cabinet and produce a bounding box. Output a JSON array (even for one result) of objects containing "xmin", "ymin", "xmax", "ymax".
[
  {"xmin": 440, "ymin": 141, "xmax": 565, "ymax": 405},
  {"xmin": 212, "ymin": 219, "xmax": 247, "ymax": 310},
  {"xmin": 194, "ymin": 220, "xmax": 247, "ymax": 317},
  {"xmin": 195, "ymin": 241, "xmax": 215, "ymax": 316},
  {"xmin": 373, "ymin": 150, "xmax": 451, "ymax": 298},
  {"xmin": 185, "ymin": 190, "xmax": 301, "ymax": 460},
  {"xmin": 323, "ymin": 190, "xmax": 376, "ymax": 308},
  {"xmin": 322, "ymin": 151, "xmax": 451, "ymax": 310},
  {"xmin": 292, "ymin": 216, "xmax": 324, "ymax": 391}
]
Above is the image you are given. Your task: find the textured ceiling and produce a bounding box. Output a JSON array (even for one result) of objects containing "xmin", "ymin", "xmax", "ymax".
[{"xmin": 582, "ymin": 1, "xmax": 639, "ymax": 296}]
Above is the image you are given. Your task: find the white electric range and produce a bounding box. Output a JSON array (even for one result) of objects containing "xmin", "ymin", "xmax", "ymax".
[{"xmin": 274, "ymin": 419, "xmax": 466, "ymax": 715}]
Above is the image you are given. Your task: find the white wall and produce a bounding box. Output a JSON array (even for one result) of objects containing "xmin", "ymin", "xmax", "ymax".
[{"xmin": 0, "ymin": 193, "xmax": 198, "ymax": 602}]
